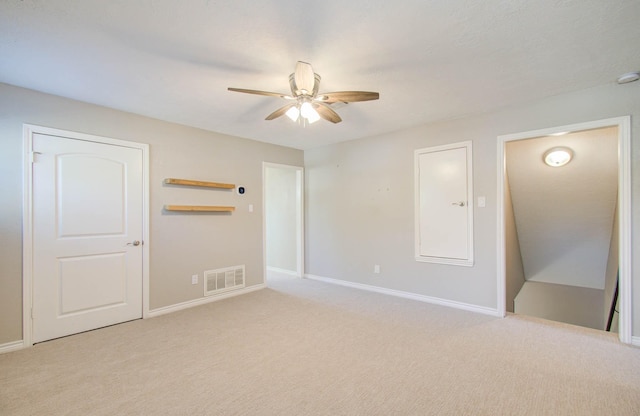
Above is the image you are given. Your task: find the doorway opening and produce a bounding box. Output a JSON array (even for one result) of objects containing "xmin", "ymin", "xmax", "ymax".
[
  {"xmin": 497, "ymin": 117, "xmax": 631, "ymax": 343},
  {"xmin": 263, "ymin": 163, "xmax": 304, "ymax": 283}
]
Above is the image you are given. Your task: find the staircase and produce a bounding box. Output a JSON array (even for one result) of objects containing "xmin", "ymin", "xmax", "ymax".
[{"xmin": 514, "ymin": 281, "xmax": 604, "ymax": 330}]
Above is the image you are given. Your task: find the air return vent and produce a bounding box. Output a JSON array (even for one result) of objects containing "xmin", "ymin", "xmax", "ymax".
[{"xmin": 204, "ymin": 265, "xmax": 245, "ymax": 296}]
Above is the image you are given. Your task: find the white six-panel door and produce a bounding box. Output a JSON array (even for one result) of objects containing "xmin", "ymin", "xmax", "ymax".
[{"xmin": 31, "ymin": 133, "xmax": 144, "ymax": 343}]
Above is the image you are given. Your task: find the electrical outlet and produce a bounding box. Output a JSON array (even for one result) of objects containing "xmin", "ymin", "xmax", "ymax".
[
  {"xmin": 191, "ymin": 274, "xmax": 198, "ymax": 285},
  {"xmin": 374, "ymin": 265, "xmax": 380, "ymax": 274}
]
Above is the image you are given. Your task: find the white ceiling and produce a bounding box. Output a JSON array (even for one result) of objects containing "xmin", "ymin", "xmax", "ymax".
[
  {"xmin": 506, "ymin": 127, "xmax": 618, "ymax": 290},
  {"xmin": 1, "ymin": 1, "xmax": 639, "ymax": 150}
]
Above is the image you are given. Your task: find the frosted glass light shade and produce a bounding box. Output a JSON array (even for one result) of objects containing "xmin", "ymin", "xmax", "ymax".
[
  {"xmin": 285, "ymin": 106, "xmax": 300, "ymax": 121},
  {"xmin": 306, "ymin": 109, "xmax": 320, "ymax": 123},
  {"xmin": 300, "ymin": 101, "xmax": 320, "ymax": 123},
  {"xmin": 300, "ymin": 101, "xmax": 315, "ymax": 118},
  {"xmin": 543, "ymin": 147, "xmax": 573, "ymax": 167}
]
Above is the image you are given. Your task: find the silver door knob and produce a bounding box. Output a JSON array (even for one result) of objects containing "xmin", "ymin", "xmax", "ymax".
[
  {"xmin": 127, "ymin": 240, "xmax": 141, "ymax": 246},
  {"xmin": 451, "ymin": 201, "xmax": 466, "ymax": 207}
]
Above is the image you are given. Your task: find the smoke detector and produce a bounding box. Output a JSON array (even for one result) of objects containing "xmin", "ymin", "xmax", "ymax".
[{"xmin": 617, "ymin": 72, "xmax": 640, "ymax": 84}]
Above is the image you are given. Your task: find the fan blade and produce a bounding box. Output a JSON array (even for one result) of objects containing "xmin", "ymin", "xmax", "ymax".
[
  {"xmin": 314, "ymin": 103, "xmax": 342, "ymax": 124},
  {"xmin": 265, "ymin": 103, "xmax": 297, "ymax": 120},
  {"xmin": 317, "ymin": 91, "xmax": 379, "ymax": 103},
  {"xmin": 228, "ymin": 87, "xmax": 293, "ymax": 99},
  {"xmin": 294, "ymin": 61, "xmax": 315, "ymax": 95}
]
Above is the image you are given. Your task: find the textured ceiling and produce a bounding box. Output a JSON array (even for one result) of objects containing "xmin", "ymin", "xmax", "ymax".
[
  {"xmin": 506, "ymin": 127, "xmax": 618, "ymax": 290},
  {"xmin": 1, "ymin": 1, "xmax": 639, "ymax": 149}
]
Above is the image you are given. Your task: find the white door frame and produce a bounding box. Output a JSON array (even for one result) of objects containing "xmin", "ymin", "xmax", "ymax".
[
  {"xmin": 262, "ymin": 162, "xmax": 304, "ymax": 279},
  {"xmin": 22, "ymin": 124, "xmax": 150, "ymax": 347},
  {"xmin": 496, "ymin": 116, "xmax": 632, "ymax": 344}
]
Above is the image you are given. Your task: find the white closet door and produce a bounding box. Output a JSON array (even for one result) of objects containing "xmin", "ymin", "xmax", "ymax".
[
  {"xmin": 31, "ymin": 133, "xmax": 144, "ymax": 343},
  {"xmin": 415, "ymin": 141, "xmax": 473, "ymax": 266}
]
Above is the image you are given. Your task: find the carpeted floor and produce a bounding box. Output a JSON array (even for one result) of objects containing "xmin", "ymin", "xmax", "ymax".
[{"xmin": 1, "ymin": 276, "xmax": 639, "ymax": 415}]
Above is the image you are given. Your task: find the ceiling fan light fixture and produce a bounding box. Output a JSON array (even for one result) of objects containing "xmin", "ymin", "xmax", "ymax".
[
  {"xmin": 299, "ymin": 101, "xmax": 320, "ymax": 123},
  {"xmin": 300, "ymin": 101, "xmax": 314, "ymax": 118},
  {"xmin": 544, "ymin": 147, "xmax": 573, "ymax": 167},
  {"xmin": 285, "ymin": 106, "xmax": 300, "ymax": 121},
  {"xmin": 306, "ymin": 109, "xmax": 321, "ymax": 124}
]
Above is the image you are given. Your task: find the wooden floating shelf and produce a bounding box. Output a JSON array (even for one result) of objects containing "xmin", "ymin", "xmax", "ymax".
[
  {"xmin": 164, "ymin": 205, "xmax": 235, "ymax": 212},
  {"xmin": 164, "ymin": 178, "xmax": 235, "ymax": 189}
]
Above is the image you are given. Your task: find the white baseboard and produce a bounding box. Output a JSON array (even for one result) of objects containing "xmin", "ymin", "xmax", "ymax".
[
  {"xmin": 1, "ymin": 285, "xmax": 267, "ymax": 352},
  {"xmin": 0, "ymin": 340, "xmax": 25, "ymax": 354},
  {"xmin": 632, "ymin": 336, "xmax": 640, "ymax": 348},
  {"xmin": 148, "ymin": 283, "xmax": 266, "ymax": 318},
  {"xmin": 305, "ymin": 274, "xmax": 502, "ymax": 317},
  {"xmin": 267, "ymin": 266, "xmax": 300, "ymax": 278}
]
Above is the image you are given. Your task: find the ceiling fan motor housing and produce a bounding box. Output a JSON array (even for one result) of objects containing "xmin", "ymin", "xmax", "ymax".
[{"xmin": 289, "ymin": 72, "xmax": 321, "ymax": 97}]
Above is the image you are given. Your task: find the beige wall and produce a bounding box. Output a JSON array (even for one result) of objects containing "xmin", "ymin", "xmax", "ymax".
[
  {"xmin": 514, "ymin": 281, "xmax": 605, "ymax": 330},
  {"xmin": 504, "ymin": 173, "xmax": 525, "ymax": 313},
  {"xmin": 0, "ymin": 83, "xmax": 303, "ymax": 345},
  {"xmin": 604, "ymin": 201, "xmax": 620, "ymax": 327},
  {"xmin": 305, "ymin": 81, "xmax": 640, "ymax": 335},
  {"xmin": 304, "ymin": 120, "xmax": 499, "ymax": 307}
]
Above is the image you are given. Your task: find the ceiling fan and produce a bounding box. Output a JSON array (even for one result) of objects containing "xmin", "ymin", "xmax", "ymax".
[{"xmin": 228, "ymin": 61, "xmax": 379, "ymax": 124}]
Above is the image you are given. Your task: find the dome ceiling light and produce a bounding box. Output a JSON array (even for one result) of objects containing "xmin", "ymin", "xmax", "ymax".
[{"xmin": 543, "ymin": 147, "xmax": 573, "ymax": 167}]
